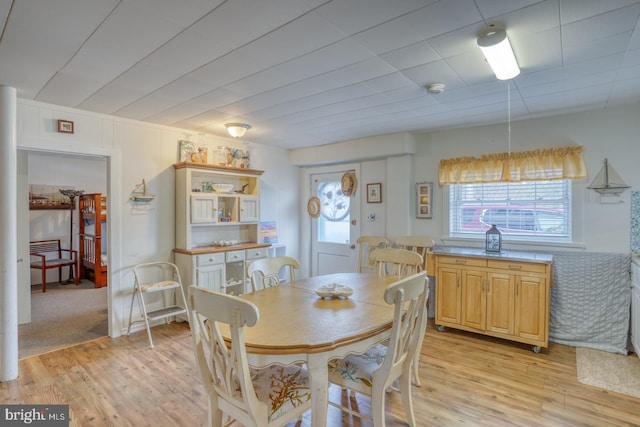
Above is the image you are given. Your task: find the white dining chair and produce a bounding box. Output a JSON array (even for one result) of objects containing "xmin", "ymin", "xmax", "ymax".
[
  {"xmin": 188, "ymin": 286, "xmax": 312, "ymax": 427},
  {"xmin": 371, "ymin": 247, "xmax": 423, "ymax": 278},
  {"xmin": 393, "ymin": 236, "xmax": 434, "ymax": 385},
  {"xmin": 357, "ymin": 236, "xmax": 391, "ymax": 272},
  {"xmin": 246, "ymin": 256, "xmax": 300, "ymax": 292},
  {"xmin": 327, "ymin": 271, "xmax": 429, "ymax": 427},
  {"xmin": 394, "ymin": 235, "xmax": 435, "ymax": 272}
]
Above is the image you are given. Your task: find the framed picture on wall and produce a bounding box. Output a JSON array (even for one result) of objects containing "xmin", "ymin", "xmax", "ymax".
[
  {"xmin": 367, "ymin": 183, "xmax": 382, "ymax": 203},
  {"xmin": 416, "ymin": 182, "xmax": 433, "ymax": 219},
  {"xmin": 57, "ymin": 119, "xmax": 74, "ymax": 134}
]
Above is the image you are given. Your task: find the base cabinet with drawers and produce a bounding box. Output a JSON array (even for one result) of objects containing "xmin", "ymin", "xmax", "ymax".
[
  {"xmin": 173, "ymin": 162, "xmax": 270, "ymax": 298},
  {"xmin": 435, "ymin": 249, "xmax": 553, "ymax": 352},
  {"xmin": 175, "ymin": 245, "xmax": 269, "ymax": 296}
]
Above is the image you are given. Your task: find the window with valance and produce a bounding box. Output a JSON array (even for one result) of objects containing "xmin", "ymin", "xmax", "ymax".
[
  {"xmin": 439, "ymin": 146, "xmax": 587, "ymax": 185},
  {"xmin": 441, "ymin": 146, "xmax": 587, "ymax": 243}
]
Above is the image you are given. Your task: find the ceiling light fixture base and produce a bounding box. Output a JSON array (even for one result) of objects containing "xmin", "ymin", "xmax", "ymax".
[
  {"xmin": 426, "ymin": 83, "xmax": 445, "ymax": 94},
  {"xmin": 477, "ymin": 26, "xmax": 520, "ymax": 80},
  {"xmin": 225, "ymin": 123, "xmax": 251, "ymax": 138}
]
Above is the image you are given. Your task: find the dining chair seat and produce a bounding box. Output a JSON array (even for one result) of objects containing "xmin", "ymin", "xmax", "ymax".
[{"xmin": 247, "ymin": 364, "xmax": 311, "ymax": 423}]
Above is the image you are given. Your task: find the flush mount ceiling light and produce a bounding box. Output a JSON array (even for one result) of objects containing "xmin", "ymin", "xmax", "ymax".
[
  {"xmin": 225, "ymin": 123, "xmax": 251, "ymax": 138},
  {"xmin": 477, "ymin": 28, "xmax": 520, "ymax": 80},
  {"xmin": 426, "ymin": 83, "xmax": 445, "ymax": 94}
]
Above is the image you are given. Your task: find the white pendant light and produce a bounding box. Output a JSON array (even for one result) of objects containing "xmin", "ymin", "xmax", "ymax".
[
  {"xmin": 477, "ymin": 28, "xmax": 520, "ymax": 80},
  {"xmin": 225, "ymin": 123, "xmax": 251, "ymax": 138}
]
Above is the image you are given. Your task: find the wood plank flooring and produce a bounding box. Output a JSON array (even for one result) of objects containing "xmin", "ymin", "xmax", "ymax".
[{"xmin": 2, "ymin": 320, "xmax": 639, "ymax": 426}]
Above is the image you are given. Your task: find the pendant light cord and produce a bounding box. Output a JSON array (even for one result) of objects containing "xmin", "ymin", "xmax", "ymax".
[{"xmin": 508, "ymin": 80, "xmax": 511, "ymax": 156}]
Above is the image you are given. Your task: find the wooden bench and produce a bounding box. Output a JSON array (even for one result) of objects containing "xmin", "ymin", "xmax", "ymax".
[{"xmin": 29, "ymin": 239, "xmax": 79, "ymax": 292}]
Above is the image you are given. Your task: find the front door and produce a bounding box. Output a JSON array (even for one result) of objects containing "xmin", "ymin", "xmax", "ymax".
[{"xmin": 310, "ymin": 170, "xmax": 360, "ymax": 275}]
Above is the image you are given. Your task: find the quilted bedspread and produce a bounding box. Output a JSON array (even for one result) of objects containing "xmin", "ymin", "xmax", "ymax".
[{"xmin": 549, "ymin": 251, "xmax": 631, "ymax": 354}]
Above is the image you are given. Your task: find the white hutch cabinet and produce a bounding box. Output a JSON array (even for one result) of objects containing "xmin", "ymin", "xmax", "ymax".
[{"xmin": 173, "ymin": 162, "xmax": 269, "ymax": 296}]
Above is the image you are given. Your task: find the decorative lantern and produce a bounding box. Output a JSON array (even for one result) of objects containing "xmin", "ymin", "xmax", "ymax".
[{"xmin": 485, "ymin": 224, "xmax": 502, "ymax": 253}]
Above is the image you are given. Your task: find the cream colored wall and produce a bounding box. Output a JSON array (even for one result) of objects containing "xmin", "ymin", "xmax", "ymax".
[
  {"xmin": 16, "ymin": 99, "xmax": 298, "ymax": 336},
  {"xmin": 292, "ymin": 102, "xmax": 640, "ymax": 255},
  {"xmin": 412, "ymin": 102, "xmax": 640, "ymax": 253}
]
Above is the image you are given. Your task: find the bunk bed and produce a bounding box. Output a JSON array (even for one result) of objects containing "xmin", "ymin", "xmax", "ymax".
[{"xmin": 79, "ymin": 193, "xmax": 108, "ymax": 288}]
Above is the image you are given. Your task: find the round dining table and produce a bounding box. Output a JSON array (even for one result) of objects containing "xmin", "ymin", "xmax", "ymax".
[{"xmin": 225, "ymin": 272, "xmax": 398, "ymax": 427}]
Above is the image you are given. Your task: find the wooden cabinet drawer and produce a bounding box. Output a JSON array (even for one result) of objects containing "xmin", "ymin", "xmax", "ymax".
[
  {"xmin": 226, "ymin": 250, "xmax": 245, "ymax": 262},
  {"xmin": 197, "ymin": 252, "xmax": 225, "ymax": 266},
  {"xmin": 246, "ymin": 247, "xmax": 268, "ymax": 260},
  {"xmin": 487, "ymin": 259, "xmax": 548, "ymax": 274},
  {"xmin": 437, "ymin": 255, "xmax": 487, "ymax": 268}
]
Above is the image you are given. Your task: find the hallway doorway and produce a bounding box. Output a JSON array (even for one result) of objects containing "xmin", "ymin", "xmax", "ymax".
[{"xmin": 19, "ymin": 150, "xmax": 109, "ymax": 358}]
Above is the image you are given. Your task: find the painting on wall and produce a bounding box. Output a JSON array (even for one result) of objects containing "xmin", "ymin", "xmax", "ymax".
[
  {"xmin": 416, "ymin": 182, "xmax": 433, "ymax": 219},
  {"xmin": 29, "ymin": 184, "xmax": 75, "ymax": 210},
  {"xmin": 259, "ymin": 221, "xmax": 278, "ymax": 244}
]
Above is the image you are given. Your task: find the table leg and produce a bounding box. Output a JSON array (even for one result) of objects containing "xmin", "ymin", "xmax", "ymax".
[{"xmin": 307, "ymin": 353, "xmax": 329, "ymax": 427}]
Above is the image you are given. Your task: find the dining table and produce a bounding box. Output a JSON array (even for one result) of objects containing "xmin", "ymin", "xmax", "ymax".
[{"xmin": 226, "ymin": 272, "xmax": 399, "ymax": 427}]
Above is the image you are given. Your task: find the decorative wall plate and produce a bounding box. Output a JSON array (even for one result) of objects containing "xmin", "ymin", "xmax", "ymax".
[
  {"xmin": 341, "ymin": 172, "xmax": 357, "ymax": 196},
  {"xmin": 307, "ymin": 196, "xmax": 321, "ymax": 218}
]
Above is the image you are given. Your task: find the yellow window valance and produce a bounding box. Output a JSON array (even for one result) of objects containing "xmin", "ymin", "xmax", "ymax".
[{"xmin": 438, "ymin": 146, "xmax": 587, "ymax": 185}]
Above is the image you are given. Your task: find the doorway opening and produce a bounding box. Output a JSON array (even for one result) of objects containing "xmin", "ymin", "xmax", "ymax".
[{"xmin": 19, "ymin": 150, "xmax": 109, "ymax": 358}]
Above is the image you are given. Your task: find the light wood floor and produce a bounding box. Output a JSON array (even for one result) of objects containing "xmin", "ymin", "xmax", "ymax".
[{"xmin": 2, "ymin": 320, "xmax": 639, "ymax": 427}]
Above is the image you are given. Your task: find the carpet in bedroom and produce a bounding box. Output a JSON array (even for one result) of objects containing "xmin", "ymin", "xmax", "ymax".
[
  {"xmin": 18, "ymin": 280, "xmax": 108, "ymax": 359},
  {"xmin": 576, "ymin": 347, "xmax": 640, "ymax": 399}
]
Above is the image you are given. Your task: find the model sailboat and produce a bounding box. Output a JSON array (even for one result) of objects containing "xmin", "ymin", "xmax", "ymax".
[
  {"xmin": 130, "ymin": 179, "xmax": 155, "ymax": 202},
  {"xmin": 588, "ymin": 158, "xmax": 629, "ymax": 195}
]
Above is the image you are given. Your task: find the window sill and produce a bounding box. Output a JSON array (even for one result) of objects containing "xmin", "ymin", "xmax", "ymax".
[{"xmin": 440, "ymin": 236, "xmax": 586, "ymax": 252}]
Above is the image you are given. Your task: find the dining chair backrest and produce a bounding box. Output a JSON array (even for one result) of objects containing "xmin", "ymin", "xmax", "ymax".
[
  {"xmin": 371, "ymin": 247, "xmax": 423, "ymax": 278},
  {"xmin": 326, "ymin": 271, "xmax": 429, "ymax": 426},
  {"xmin": 189, "ymin": 286, "xmax": 262, "ymax": 426},
  {"xmin": 246, "ymin": 256, "xmax": 300, "ymax": 292},
  {"xmin": 382, "ymin": 271, "xmax": 429, "ymax": 385},
  {"xmin": 394, "ymin": 235, "xmax": 434, "ymax": 272},
  {"xmin": 357, "ymin": 236, "xmax": 391, "ymax": 272},
  {"xmin": 188, "ymin": 286, "xmax": 311, "ymax": 427}
]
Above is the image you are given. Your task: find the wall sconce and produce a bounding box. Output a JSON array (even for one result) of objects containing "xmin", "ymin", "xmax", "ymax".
[
  {"xmin": 225, "ymin": 123, "xmax": 251, "ymax": 138},
  {"xmin": 477, "ymin": 27, "xmax": 520, "ymax": 80}
]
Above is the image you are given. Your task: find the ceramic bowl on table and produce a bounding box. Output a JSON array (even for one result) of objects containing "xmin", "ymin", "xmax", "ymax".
[{"xmin": 315, "ymin": 284, "xmax": 354, "ymax": 299}]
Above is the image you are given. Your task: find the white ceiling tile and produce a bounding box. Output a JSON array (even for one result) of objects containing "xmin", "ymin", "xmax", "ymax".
[
  {"xmin": 2, "ymin": 0, "xmax": 639, "ymax": 149},
  {"xmin": 404, "ymin": 0, "xmax": 483, "ymax": 39},
  {"xmin": 315, "ymin": 0, "xmax": 434, "ymax": 36},
  {"xmin": 0, "ymin": 0, "xmax": 119, "ymax": 99},
  {"xmin": 559, "ymin": 0, "xmax": 640, "ymax": 24},
  {"xmin": 380, "ymin": 41, "xmax": 441, "ymax": 70},
  {"xmin": 400, "ymin": 60, "xmax": 464, "ymax": 88},
  {"xmin": 562, "ymin": 5, "xmax": 640, "ymax": 44},
  {"xmin": 475, "ymin": 0, "xmax": 549, "ymax": 19},
  {"xmin": 494, "ymin": 0, "xmax": 560, "ymax": 35},
  {"xmin": 351, "ymin": 19, "xmax": 425, "ymax": 55}
]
